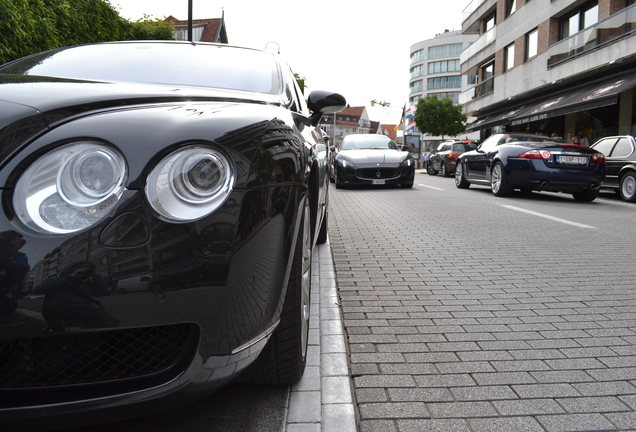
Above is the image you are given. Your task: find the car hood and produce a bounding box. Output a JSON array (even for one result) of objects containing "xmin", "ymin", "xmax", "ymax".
[
  {"xmin": 0, "ymin": 75, "xmax": 280, "ymax": 115},
  {"xmin": 338, "ymin": 149, "xmax": 408, "ymax": 165}
]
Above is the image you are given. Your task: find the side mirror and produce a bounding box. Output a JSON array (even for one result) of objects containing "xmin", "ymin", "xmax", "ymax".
[{"xmin": 308, "ymin": 91, "xmax": 347, "ymax": 126}]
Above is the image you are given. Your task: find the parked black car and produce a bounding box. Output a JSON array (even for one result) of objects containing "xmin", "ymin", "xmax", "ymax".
[
  {"xmin": 0, "ymin": 41, "xmax": 345, "ymax": 431},
  {"xmin": 427, "ymin": 140, "xmax": 477, "ymax": 177},
  {"xmin": 589, "ymin": 135, "xmax": 636, "ymax": 202},
  {"xmin": 455, "ymin": 133, "xmax": 606, "ymax": 201},
  {"xmin": 331, "ymin": 134, "xmax": 415, "ymax": 188}
]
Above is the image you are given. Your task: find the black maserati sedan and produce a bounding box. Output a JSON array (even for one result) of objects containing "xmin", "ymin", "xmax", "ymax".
[
  {"xmin": 332, "ymin": 134, "xmax": 415, "ymax": 188},
  {"xmin": 455, "ymin": 133, "xmax": 606, "ymax": 201},
  {"xmin": 0, "ymin": 41, "xmax": 345, "ymax": 430}
]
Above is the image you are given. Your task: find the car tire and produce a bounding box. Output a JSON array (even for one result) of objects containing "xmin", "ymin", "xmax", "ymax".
[
  {"xmin": 243, "ymin": 196, "xmax": 312, "ymax": 385},
  {"xmin": 427, "ymin": 164, "xmax": 438, "ymax": 176},
  {"xmin": 455, "ymin": 162, "xmax": 470, "ymax": 189},
  {"xmin": 572, "ymin": 189, "xmax": 599, "ymax": 202},
  {"xmin": 491, "ymin": 162, "xmax": 513, "ymax": 197},
  {"xmin": 620, "ymin": 172, "xmax": 636, "ymax": 202},
  {"xmin": 441, "ymin": 163, "xmax": 450, "ymax": 177}
]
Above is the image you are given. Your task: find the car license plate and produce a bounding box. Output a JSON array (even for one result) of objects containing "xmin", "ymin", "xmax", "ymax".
[
  {"xmin": 372, "ymin": 179, "xmax": 385, "ymax": 185},
  {"xmin": 556, "ymin": 155, "xmax": 587, "ymax": 164}
]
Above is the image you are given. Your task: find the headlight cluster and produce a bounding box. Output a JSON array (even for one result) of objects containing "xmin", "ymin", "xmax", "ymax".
[
  {"xmin": 14, "ymin": 142, "xmax": 127, "ymax": 235},
  {"xmin": 401, "ymin": 158, "xmax": 413, "ymax": 167},
  {"xmin": 146, "ymin": 146, "xmax": 234, "ymax": 222},
  {"xmin": 337, "ymin": 159, "xmax": 353, "ymax": 168},
  {"xmin": 12, "ymin": 142, "xmax": 234, "ymax": 235}
]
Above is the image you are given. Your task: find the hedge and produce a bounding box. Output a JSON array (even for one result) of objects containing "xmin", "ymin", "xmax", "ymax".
[{"xmin": 0, "ymin": 0, "xmax": 174, "ymax": 64}]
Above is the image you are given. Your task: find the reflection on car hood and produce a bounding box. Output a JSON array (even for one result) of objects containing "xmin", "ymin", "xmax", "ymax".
[
  {"xmin": 0, "ymin": 75, "xmax": 280, "ymax": 113},
  {"xmin": 338, "ymin": 149, "xmax": 407, "ymax": 165}
]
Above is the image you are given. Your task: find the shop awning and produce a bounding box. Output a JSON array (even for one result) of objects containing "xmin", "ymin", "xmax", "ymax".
[{"xmin": 467, "ymin": 72, "xmax": 636, "ymax": 131}]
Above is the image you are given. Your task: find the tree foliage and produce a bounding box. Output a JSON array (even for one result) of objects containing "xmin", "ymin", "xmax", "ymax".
[
  {"xmin": 414, "ymin": 95, "xmax": 467, "ymax": 139},
  {"xmin": 0, "ymin": 0, "xmax": 174, "ymax": 64}
]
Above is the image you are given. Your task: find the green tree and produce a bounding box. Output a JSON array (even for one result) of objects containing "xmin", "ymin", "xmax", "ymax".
[
  {"xmin": 413, "ymin": 95, "xmax": 467, "ymax": 139},
  {"xmin": 0, "ymin": 0, "xmax": 174, "ymax": 64},
  {"xmin": 293, "ymin": 73, "xmax": 306, "ymax": 93}
]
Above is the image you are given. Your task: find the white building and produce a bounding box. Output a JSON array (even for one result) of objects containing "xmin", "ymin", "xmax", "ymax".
[
  {"xmin": 319, "ymin": 106, "xmax": 371, "ymax": 145},
  {"xmin": 409, "ymin": 30, "xmax": 480, "ymax": 146}
]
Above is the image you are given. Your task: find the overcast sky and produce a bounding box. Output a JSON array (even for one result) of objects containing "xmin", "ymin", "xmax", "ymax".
[{"xmin": 109, "ymin": 0, "xmax": 468, "ymax": 124}]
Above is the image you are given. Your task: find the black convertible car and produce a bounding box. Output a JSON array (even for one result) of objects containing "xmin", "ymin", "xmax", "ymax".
[
  {"xmin": 455, "ymin": 133, "xmax": 606, "ymax": 201},
  {"xmin": 0, "ymin": 41, "xmax": 345, "ymax": 430}
]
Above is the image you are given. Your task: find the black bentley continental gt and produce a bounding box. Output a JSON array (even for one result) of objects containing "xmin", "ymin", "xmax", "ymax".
[
  {"xmin": 332, "ymin": 134, "xmax": 415, "ymax": 188},
  {"xmin": 0, "ymin": 41, "xmax": 345, "ymax": 430},
  {"xmin": 455, "ymin": 133, "xmax": 606, "ymax": 201}
]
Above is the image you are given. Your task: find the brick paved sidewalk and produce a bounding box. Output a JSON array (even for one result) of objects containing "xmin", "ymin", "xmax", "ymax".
[{"xmin": 328, "ymin": 184, "xmax": 636, "ymax": 432}]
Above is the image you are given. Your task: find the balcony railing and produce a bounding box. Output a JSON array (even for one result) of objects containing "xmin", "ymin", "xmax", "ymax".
[
  {"xmin": 548, "ymin": 4, "xmax": 636, "ymax": 67},
  {"xmin": 460, "ymin": 27, "xmax": 496, "ymax": 64},
  {"xmin": 409, "ymin": 84, "xmax": 423, "ymax": 94},
  {"xmin": 462, "ymin": 0, "xmax": 486, "ymax": 22},
  {"xmin": 459, "ymin": 77, "xmax": 494, "ymax": 104}
]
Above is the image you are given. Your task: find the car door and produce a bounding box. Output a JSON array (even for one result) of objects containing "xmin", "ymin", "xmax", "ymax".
[
  {"xmin": 592, "ymin": 137, "xmax": 620, "ymax": 187},
  {"xmin": 465, "ymin": 138, "xmax": 499, "ymax": 180},
  {"xmin": 607, "ymin": 137, "xmax": 634, "ymax": 188}
]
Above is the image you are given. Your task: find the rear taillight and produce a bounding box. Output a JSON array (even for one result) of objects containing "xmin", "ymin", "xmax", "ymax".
[
  {"xmin": 448, "ymin": 152, "xmax": 460, "ymax": 158},
  {"xmin": 519, "ymin": 149, "xmax": 551, "ymax": 159},
  {"xmin": 591, "ymin": 153, "xmax": 605, "ymax": 163}
]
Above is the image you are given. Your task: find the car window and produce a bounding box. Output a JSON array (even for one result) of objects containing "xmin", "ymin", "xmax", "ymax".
[
  {"xmin": 0, "ymin": 43, "xmax": 281, "ymax": 94},
  {"xmin": 591, "ymin": 138, "xmax": 617, "ymax": 156},
  {"xmin": 340, "ymin": 136, "xmax": 396, "ymax": 150},
  {"xmin": 611, "ymin": 137, "xmax": 633, "ymax": 158},
  {"xmin": 452, "ymin": 144, "xmax": 466, "ymax": 152}
]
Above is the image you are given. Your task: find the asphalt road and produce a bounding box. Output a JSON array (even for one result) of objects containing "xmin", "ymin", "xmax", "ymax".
[{"xmin": 57, "ymin": 171, "xmax": 636, "ymax": 431}]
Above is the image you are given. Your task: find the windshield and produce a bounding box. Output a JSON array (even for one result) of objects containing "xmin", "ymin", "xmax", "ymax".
[
  {"xmin": 0, "ymin": 42, "xmax": 280, "ymax": 94},
  {"xmin": 341, "ymin": 135, "xmax": 398, "ymax": 150}
]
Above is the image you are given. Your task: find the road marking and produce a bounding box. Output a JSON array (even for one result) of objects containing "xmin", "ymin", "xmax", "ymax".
[
  {"xmin": 596, "ymin": 197, "xmax": 636, "ymax": 208},
  {"xmin": 418, "ymin": 184, "xmax": 444, "ymax": 190},
  {"xmin": 499, "ymin": 205, "xmax": 596, "ymax": 229}
]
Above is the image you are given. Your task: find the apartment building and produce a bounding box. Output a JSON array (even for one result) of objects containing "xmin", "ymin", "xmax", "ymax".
[
  {"xmin": 461, "ymin": 0, "xmax": 636, "ymax": 144},
  {"xmin": 409, "ymin": 31, "xmax": 480, "ymax": 146},
  {"xmin": 410, "ymin": 30, "xmax": 479, "ymax": 105}
]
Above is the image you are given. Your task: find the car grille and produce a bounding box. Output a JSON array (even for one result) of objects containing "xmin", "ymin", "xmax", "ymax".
[
  {"xmin": 356, "ymin": 168, "xmax": 400, "ymax": 180},
  {"xmin": 0, "ymin": 324, "xmax": 197, "ymax": 391}
]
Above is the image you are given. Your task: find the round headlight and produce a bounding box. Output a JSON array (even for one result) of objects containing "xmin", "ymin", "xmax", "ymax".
[
  {"xmin": 13, "ymin": 142, "xmax": 127, "ymax": 235},
  {"xmin": 146, "ymin": 146, "xmax": 234, "ymax": 222}
]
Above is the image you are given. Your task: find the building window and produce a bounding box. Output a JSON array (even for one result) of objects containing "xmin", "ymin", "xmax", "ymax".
[
  {"xmin": 467, "ymin": 75, "xmax": 477, "ymax": 85},
  {"xmin": 428, "ymin": 43, "xmax": 463, "ymax": 59},
  {"xmin": 559, "ymin": 1, "xmax": 598, "ymax": 39},
  {"xmin": 410, "ymin": 50, "xmax": 423, "ymax": 64},
  {"xmin": 430, "ymin": 92, "xmax": 460, "ymax": 104},
  {"xmin": 484, "ymin": 12, "xmax": 496, "ymax": 32},
  {"xmin": 428, "ymin": 60, "xmax": 460, "ymax": 74},
  {"xmin": 506, "ymin": 0, "xmax": 517, "ymax": 17},
  {"xmin": 427, "ymin": 76, "xmax": 462, "ymax": 90},
  {"xmin": 526, "ymin": 28, "xmax": 538, "ymax": 60},
  {"xmin": 482, "ymin": 62, "xmax": 494, "ymax": 81},
  {"xmin": 504, "ymin": 43, "xmax": 515, "ymax": 71},
  {"xmin": 410, "ymin": 65, "xmax": 423, "ymax": 79}
]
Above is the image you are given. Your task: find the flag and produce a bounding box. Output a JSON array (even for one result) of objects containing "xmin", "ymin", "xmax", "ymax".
[
  {"xmin": 394, "ymin": 104, "xmax": 406, "ymax": 131},
  {"xmin": 405, "ymin": 120, "xmax": 416, "ymax": 132},
  {"xmin": 405, "ymin": 106, "xmax": 415, "ymax": 120}
]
